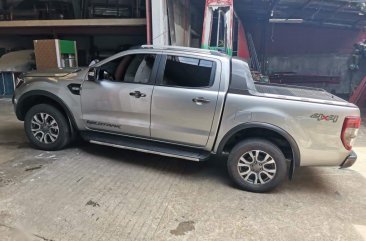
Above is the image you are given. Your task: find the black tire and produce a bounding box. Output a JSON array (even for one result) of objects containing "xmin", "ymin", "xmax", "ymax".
[
  {"xmin": 227, "ymin": 138, "xmax": 287, "ymax": 193},
  {"xmin": 24, "ymin": 104, "xmax": 71, "ymax": 151}
]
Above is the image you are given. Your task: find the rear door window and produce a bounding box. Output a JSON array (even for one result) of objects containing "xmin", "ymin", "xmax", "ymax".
[{"xmin": 161, "ymin": 55, "xmax": 215, "ymax": 88}]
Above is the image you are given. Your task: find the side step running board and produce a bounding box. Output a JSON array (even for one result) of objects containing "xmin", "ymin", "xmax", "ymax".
[{"xmin": 81, "ymin": 131, "xmax": 211, "ymax": 162}]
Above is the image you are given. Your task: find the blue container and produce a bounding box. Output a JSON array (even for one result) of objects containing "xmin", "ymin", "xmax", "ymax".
[{"xmin": 0, "ymin": 72, "xmax": 15, "ymax": 97}]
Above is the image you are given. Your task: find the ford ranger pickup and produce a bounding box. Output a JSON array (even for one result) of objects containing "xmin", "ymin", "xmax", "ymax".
[{"xmin": 12, "ymin": 45, "xmax": 361, "ymax": 192}]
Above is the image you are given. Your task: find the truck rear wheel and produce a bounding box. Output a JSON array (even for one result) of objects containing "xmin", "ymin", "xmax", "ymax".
[
  {"xmin": 24, "ymin": 104, "xmax": 70, "ymax": 151},
  {"xmin": 227, "ymin": 139, "xmax": 287, "ymax": 193}
]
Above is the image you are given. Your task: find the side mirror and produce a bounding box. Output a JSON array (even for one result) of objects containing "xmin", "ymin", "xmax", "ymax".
[
  {"xmin": 88, "ymin": 68, "xmax": 97, "ymax": 81},
  {"xmin": 89, "ymin": 59, "xmax": 100, "ymax": 66}
]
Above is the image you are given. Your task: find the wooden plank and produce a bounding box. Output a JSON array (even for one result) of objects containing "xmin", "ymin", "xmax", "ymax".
[{"xmin": 0, "ymin": 19, "xmax": 147, "ymax": 28}]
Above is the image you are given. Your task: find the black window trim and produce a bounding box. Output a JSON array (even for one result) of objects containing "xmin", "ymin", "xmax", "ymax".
[
  {"xmin": 228, "ymin": 57, "xmax": 257, "ymax": 95},
  {"xmin": 156, "ymin": 54, "xmax": 217, "ymax": 89},
  {"xmin": 95, "ymin": 53, "xmax": 162, "ymax": 86}
]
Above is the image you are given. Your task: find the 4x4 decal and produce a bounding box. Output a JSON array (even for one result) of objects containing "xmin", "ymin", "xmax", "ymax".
[{"xmin": 310, "ymin": 113, "xmax": 339, "ymax": 123}]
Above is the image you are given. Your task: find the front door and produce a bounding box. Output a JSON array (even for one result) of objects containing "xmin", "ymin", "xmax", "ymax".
[
  {"xmin": 151, "ymin": 55, "xmax": 220, "ymax": 147},
  {"xmin": 81, "ymin": 53, "xmax": 159, "ymax": 137}
]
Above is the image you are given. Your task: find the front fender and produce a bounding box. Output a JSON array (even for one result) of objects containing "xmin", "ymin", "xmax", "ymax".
[{"xmin": 14, "ymin": 80, "xmax": 84, "ymax": 130}]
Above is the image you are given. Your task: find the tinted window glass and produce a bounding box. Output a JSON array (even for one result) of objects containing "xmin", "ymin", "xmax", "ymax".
[
  {"xmin": 99, "ymin": 54, "xmax": 156, "ymax": 84},
  {"xmin": 162, "ymin": 56, "xmax": 214, "ymax": 88}
]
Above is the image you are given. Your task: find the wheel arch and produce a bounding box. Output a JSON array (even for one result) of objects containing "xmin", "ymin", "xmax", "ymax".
[
  {"xmin": 16, "ymin": 90, "xmax": 77, "ymax": 135},
  {"xmin": 216, "ymin": 123, "xmax": 301, "ymax": 177}
]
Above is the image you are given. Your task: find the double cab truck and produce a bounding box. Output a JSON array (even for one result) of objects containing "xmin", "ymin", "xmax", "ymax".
[{"xmin": 12, "ymin": 46, "xmax": 361, "ymax": 192}]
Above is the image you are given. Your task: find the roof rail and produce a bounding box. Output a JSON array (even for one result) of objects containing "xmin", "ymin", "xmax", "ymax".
[{"xmin": 140, "ymin": 45, "xmax": 225, "ymax": 57}]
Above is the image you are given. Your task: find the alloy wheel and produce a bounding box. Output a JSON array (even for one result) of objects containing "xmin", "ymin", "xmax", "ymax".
[
  {"xmin": 237, "ymin": 150, "xmax": 277, "ymax": 185},
  {"xmin": 31, "ymin": 113, "xmax": 60, "ymax": 144}
]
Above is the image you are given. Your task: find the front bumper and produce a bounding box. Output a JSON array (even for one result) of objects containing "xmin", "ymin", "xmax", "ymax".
[{"xmin": 340, "ymin": 151, "xmax": 357, "ymax": 169}]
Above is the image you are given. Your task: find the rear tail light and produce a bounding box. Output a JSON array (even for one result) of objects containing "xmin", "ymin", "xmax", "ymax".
[{"xmin": 341, "ymin": 116, "xmax": 361, "ymax": 150}]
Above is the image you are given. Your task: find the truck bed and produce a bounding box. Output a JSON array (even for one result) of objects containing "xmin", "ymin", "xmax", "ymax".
[{"xmin": 255, "ymin": 83, "xmax": 346, "ymax": 103}]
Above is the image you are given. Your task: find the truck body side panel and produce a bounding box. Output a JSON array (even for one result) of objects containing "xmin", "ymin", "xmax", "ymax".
[{"xmin": 215, "ymin": 93, "xmax": 360, "ymax": 166}]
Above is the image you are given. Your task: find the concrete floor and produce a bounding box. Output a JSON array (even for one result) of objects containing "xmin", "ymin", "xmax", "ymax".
[{"xmin": 0, "ymin": 99, "xmax": 366, "ymax": 241}]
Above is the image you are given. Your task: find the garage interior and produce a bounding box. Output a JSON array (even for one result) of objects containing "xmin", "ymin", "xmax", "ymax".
[
  {"xmin": 1, "ymin": 0, "xmax": 366, "ymax": 240},
  {"xmin": 0, "ymin": 0, "xmax": 365, "ymax": 101}
]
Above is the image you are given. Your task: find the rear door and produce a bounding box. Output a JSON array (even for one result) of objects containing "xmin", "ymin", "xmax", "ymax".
[{"xmin": 151, "ymin": 54, "xmax": 220, "ymax": 147}]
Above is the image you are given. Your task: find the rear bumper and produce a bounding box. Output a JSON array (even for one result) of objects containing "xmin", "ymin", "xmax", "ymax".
[{"xmin": 340, "ymin": 151, "xmax": 357, "ymax": 169}]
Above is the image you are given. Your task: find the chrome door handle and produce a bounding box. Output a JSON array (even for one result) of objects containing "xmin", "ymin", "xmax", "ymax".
[
  {"xmin": 192, "ymin": 97, "xmax": 210, "ymax": 105},
  {"xmin": 129, "ymin": 91, "xmax": 146, "ymax": 98}
]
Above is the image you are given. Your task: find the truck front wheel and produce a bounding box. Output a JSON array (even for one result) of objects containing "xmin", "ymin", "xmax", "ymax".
[
  {"xmin": 24, "ymin": 104, "xmax": 71, "ymax": 151},
  {"xmin": 227, "ymin": 139, "xmax": 287, "ymax": 193}
]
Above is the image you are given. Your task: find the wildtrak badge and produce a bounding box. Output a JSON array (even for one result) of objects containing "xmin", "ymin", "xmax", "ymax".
[{"xmin": 86, "ymin": 120, "xmax": 121, "ymax": 129}]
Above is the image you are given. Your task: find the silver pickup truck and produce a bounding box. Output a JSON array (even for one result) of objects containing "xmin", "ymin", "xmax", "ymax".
[{"xmin": 12, "ymin": 46, "xmax": 361, "ymax": 192}]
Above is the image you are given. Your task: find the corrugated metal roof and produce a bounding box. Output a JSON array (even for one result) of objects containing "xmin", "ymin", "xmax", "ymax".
[{"xmin": 235, "ymin": 0, "xmax": 366, "ymax": 29}]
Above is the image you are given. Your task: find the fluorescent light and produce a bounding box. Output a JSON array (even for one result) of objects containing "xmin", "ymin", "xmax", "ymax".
[{"xmin": 269, "ymin": 19, "xmax": 304, "ymax": 24}]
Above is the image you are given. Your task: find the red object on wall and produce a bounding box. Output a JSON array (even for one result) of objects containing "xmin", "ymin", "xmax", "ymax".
[
  {"xmin": 201, "ymin": 0, "xmax": 235, "ymax": 56},
  {"xmin": 237, "ymin": 21, "xmax": 250, "ymax": 60},
  {"xmin": 349, "ymin": 76, "xmax": 366, "ymax": 108},
  {"xmin": 356, "ymin": 31, "xmax": 366, "ymax": 43},
  {"xmin": 201, "ymin": 0, "xmax": 250, "ymax": 60}
]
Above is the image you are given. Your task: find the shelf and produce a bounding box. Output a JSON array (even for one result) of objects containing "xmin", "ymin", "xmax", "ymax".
[
  {"xmin": 0, "ymin": 18, "xmax": 147, "ymax": 35},
  {"xmin": 0, "ymin": 18, "xmax": 146, "ymax": 28}
]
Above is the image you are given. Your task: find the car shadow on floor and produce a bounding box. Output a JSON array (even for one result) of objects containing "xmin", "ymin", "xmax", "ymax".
[
  {"xmin": 286, "ymin": 166, "xmax": 366, "ymax": 195},
  {"xmin": 78, "ymin": 141, "xmax": 234, "ymax": 183},
  {"xmin": 76, "ymin": 141, "xmax": 366, "ymax": 194}
]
